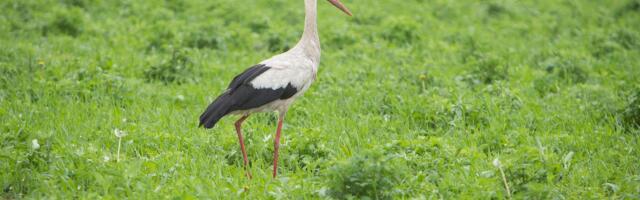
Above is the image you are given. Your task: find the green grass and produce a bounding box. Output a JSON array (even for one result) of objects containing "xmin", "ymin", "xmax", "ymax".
[{"xmin": 1, "ymin": 0, "xmax": 640, "ymax": 198}]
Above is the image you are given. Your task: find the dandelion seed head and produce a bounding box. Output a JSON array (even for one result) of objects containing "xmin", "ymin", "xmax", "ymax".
[
  {"xmin": 493, "ymin": 158, "xmax": 501, "ymax": 168},
  {"xmin": 114, "ymin": 128, "xmax": 127, "ymax": 138},
  {"xmin": 32, "ymin": 139, "xmax": 40, "ymax": 150}
]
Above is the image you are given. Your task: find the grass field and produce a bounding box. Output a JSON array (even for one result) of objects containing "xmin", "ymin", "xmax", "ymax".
[{"xmin": 2, "ymin": 0, "xmax": 640, "ymax": 199}]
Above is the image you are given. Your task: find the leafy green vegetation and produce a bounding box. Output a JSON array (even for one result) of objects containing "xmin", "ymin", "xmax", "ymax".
[
  {"xmin": 325, "ymin": 148, "xmax": 409, "ymax": 199},
  {"xmin": 1, "ymin": 0, "xmax": 639, "ymax": 198}
]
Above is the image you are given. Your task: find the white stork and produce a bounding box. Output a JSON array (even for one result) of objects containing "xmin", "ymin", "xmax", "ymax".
[{"xmin": 199, "ymin": 0, "xmax": 352, "ymax": 178}]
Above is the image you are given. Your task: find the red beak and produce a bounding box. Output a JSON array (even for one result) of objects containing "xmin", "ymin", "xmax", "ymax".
[{"xmin": 328, "ymin": 0, "xmax": 353, "ymax": 16}]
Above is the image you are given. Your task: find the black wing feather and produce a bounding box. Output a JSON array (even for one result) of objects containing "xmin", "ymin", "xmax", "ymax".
[
  {"xmin": 199, "ymin": 64, "xmax": 299, "ymax": 129},
  {"xmin": 227, "ymin": 64, "xmax": 270, "ymax": 91}
]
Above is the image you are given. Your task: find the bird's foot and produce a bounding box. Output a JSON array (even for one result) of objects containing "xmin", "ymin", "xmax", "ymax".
[{"xmin": 245, "ymin": 171, "xmax": 253, "ymax": 179}]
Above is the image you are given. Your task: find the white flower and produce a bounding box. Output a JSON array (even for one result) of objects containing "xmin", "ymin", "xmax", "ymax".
[
  {"xmin": 114, "ymin": 128, "xmax": 127, "ymax": 138},
  {"xmin": 176, "ymin": 94, "xmax": 185, "ymax": 101},
  {"xmin": 104, "ymin": 156, "xmax": 110, "ymax": 162},
  {"xmin": 31, "ymin": 139, "xmax": 40, "ymax": 150},
  {"xmin": 492, "ymin": 158, "xmax": 501, "ymax": 168},
  {"xmin": 263, "ymin": 135, "xmax": 272, "ymax": 142}
]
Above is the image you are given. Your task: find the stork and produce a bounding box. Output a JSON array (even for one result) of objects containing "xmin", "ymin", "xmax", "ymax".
[{"xmin": 198, "ymin": 0, "xmax": 352, "ymax": 178}]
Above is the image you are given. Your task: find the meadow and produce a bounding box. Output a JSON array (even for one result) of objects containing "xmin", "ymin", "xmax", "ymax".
[{"xmin": 1, "ymin": 0, "xmax": 640, "ymax": 199}]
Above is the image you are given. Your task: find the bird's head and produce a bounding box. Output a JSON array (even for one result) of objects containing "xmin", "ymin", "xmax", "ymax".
[{"xmin": 327, "ymin": 0, "xmax": 353, "ymax": 16}]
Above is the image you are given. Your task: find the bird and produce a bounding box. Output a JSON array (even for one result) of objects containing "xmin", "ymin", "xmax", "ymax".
[{"xmin": 198, "ymin": 0, "xmax": 352, "ymax": 178}]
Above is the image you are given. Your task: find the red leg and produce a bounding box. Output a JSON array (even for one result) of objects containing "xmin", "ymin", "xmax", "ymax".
[
  {"xmin": 273, "ymin": 114, "xmax": 284, "ymax": 178},
  {"xmin": 273, "ymin": 114, "xmax": 285, "ymax": 178},
  {"xmin": 234, "ymin": 115, "xmax": 252, "ymax": 179}
]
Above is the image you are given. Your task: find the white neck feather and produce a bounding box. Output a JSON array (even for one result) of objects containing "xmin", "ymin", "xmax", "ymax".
[{"xmin": 294, "ymin": 0, "xmax": 320, "ymax": 64}]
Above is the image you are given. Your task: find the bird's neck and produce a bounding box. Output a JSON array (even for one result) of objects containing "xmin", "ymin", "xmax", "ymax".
[{"xmin": 295, "ymin": 0, "xmax": 320, "ymax": 63}]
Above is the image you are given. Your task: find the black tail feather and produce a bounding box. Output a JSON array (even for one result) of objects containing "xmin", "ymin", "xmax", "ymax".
[{"xmin": 199, "ymin": 93, "xmax": 233, "ymax": 129}]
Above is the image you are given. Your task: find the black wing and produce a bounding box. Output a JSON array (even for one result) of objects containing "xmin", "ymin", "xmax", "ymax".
[
  {"xmin": 227, "ymin": 64, "xmax": 271, "ymax": 91},
  {"xmin": 199, "ymin": 64, "xmax": 298, "ymax": 128}
]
